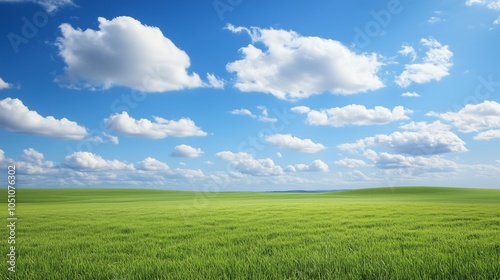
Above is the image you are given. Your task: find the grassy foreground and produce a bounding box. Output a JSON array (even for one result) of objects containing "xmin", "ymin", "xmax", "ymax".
[{"xmin": 2, "ymin": 187, "xmax": 500, "ymax": 279}]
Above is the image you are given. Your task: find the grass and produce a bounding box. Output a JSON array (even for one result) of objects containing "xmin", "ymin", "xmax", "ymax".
[{"xmin": 2, "ymin": 187, "xmax": 500, "ymax": 279}]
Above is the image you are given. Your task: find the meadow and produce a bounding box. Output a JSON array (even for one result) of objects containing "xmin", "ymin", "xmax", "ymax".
[{"xmin": 1, "ymin": 187, "xmax": 500, "ymax": 279}]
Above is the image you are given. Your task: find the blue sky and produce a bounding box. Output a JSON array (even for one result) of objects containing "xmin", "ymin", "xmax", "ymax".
[{"xmin": 0, "ymin": 0, "xmax": 499, "ymax": 190}]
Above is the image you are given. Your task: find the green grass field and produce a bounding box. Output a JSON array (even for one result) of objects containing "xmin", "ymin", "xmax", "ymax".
[{"xmin": 2, "ymin": 187, "xmax": 500, "ymax": 279}]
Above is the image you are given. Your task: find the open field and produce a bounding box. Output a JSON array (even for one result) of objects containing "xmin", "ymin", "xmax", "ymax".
[{"xmin": 2, "ymin": 187, "xmax": 500, "ymax": 279}]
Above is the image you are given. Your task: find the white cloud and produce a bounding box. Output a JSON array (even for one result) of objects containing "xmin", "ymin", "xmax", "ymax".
[
  {"xmin": 88, "ymin": 132, "xmax": 119, "ymax": 144},
  {"xmin": 396, "ymin": 38, "xmax": 453, "ymax": 87},
  {"xmin": 63, "ymin": 152, "xmax": 134, "ymax": 170},
  {"xmin": 169, "ymin": 168, "xmax": 205, "ymax": 179},
  {"xmin": 494, "ymin": 16, "xmax": 500, "ymax": 24},
  {"xmin": 56, "ymin": 16, "xmax": 219, "ymax": 92},
  {"xmin": 335, "ymin": 158, "xmax": 367, "ymax": 168},
  {"xmin": 401, "ymin": 91, "xmax": 420, "ymax": 97},
  {"xmin": 0, "ymin": 77, "xmax": 11, "ymax": 90},
  {"xmin": 0, "ymin": 0, "xmax": 75, "ymax": 13},
  {"xmin": 22, "ymin": 148, "xmax": 44, "ymax": 162},
  {"xmin": 290, "ymin": 106, "xmax": 311, "ymax": 114},
  {"xmin": 466, "ymin": 0, "xmax": 500, "ymax": 10},
  {"xmin": 136, "ymin": 157, "xmax": 169, "ymax": 171},
  {"xmin": 294, "ymin": 105, "xmax": 412, "ymax": 127},
  {"xmin": 428, "ymin": 16, "xmax": 442, "ymax": 24},
  {"xmin": 264, "ymin": 133, "xmax": 326, "ymax": 153},
  {"xmin": 256, "ymin": 106, "xmax": 277, "ymax": 122},
  {"xmin": 225, "ymin": 24, "xmax": 384, "ymax": 100},
  {"xmin": 206, "ymin": 73, "xmax": 225, "ymax": 89},
  {"xmin": 204, "ymin": 160, "xmax": 214, "ymax": 165},
  {"xmin": 338, "ymin": 121, "xmax": 467, "ymax": 155},
  {"xmin": 171, "ymin": 144, "xmax": 204, "ymax": 158},
  {"xmin": 340, "ymin": 170, "xmax": 369, "ymax": 181},
  {"xmin": 466, "ymin": 0, "xmax": 483, "ymax": 5},
  {"xmin": 276, "ymin": 152, "xmax": 282, "ymax": 158},
  {"xmin": 231, "ymin": 106, "xmax": 277, "ymax": 122},
  {"xmin": 216, "ymin": 151, "xmax": 283, "ymax": 176},
  {"xmin": 473, "ymin": 129, "xmax": 500, "ymax": 140},
  {"xmin": 428, "ymin": 101, "xmax": 500, "ymax": 133},
  {"xmin": 286, "ymin": 160, "xmax": 329, "ymax": 172},
  {"xmin": 18, "ymin": 148, "xmax": 56, "ymax": 175},
  {"xmin": 398, "ymin": 45, "xmax": 417, "ymax": 62},
  {"xmin": 231, "ymin": 108, "xmax": 254, "ymax": 117},
  {"xmin": 398, "ymin": 120, "xmax": 451, "ymax": 131},
  {"xmin": 371, "ymin": 151, "xmax": 459, "ymax": 173},
  {"xmin": 0, "ymin": 97, "xmax": 87, "ymax": 139},
  {"xmin": 105, "ymin": 111, "xmax": 206, "ymax": 139},
  {"xmin": 0, "ymin": 149, "xmax": 4, "ymax": 162}
]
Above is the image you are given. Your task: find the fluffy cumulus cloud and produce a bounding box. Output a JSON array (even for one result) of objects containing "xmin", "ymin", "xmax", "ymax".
[
  {"xmin": 264, "ymin": 133, "xmax": 326, "ymax": 153},
  {"xmin": 105, "ymin": 111, "xmax": 206, "ymax": 139},
  {"xmin": 63, "ymin": 152, "xmax": 135, "ymax": 170},
  {"xmin": 18, "ymin": 148, "xmax": 56, "ymax": 175},
  {"xmin": 136, "ymin": 157, "xmax": 169, "ymax": 171},
  {"xmin": 225, "ymin": 24, "xmax": 384, "ymax": 100},
  {"xmin": 171, "ymin": 144, "xmax": 204, "ymax": 158},
  {"xmin": 56, "ymin": 16, "xmax": 223, "ymax": 92},
  {"xmin": 396, "ymin": 38, "xmax": 453, "ymax": 87},
  {"xmin": 216, "ymin": 151, "xmax": 283, "ymax": 176},
  {"xmin": 231, "ymin": 106, "xmax": 277, "ymax": 122},
  {"xmin": 427, "ymin": 101, "xmax": 500, "ymax": 136},
  {"xmin": 338, "ymin": 121, "xmax": 467, "ymax": 155},
  {"xmin": 231, "ymin": 108, "xmax": 253, "ymax": 117},
  {"xmin": 0, "ymin": 0, "xmax": 75, "ymax": 13},
  {"xmin": 88, "ymin": 132, "xmax": 119, "ymax": 144},
  {"xmin": 368, "ymin": 150, "xmax": 459, "ymax": 173},
  {"xmin": 466, "ymin": 0, "xmax": 500, "ymax": 10},
  {"xmin": 286, "ymin": 160, "xmax": 329, "ymax": 172},
  {"xmin": 292, "ymin": 105, "xmax": 412, "ymax": 127},
  {"xmin": 0, "ymin": 77, "xmax": 11, "ymax": 90},
  {"xmin": 398, "ymin": 45, "xmax": 417, "ymax": 62},
  {"xmin": 401, "ymin": 91, "xmax": 420, "ymax": 97},
  {"xmin": 474, "ymin": 129, "xmax": 500, "ymax": 140},
  {"xmin": 335, "ymin": 158, "xmax": 367, "ymax": 168},
  {"xmin": 0, "ymin": 97, "xmax": 87, "ymax": 139}
]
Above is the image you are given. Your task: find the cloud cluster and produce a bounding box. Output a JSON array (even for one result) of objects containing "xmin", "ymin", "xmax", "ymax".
[
  {"xmin": 105, "ymin": 111, "xmax": 206, "ymax": 139},
  {"xmin": 401, "ymin": 91, "xmax": 420, "ymax": 97},
  {"xmin": 226, "ymin": 24, "xmax": 384, "ymax": 100},
  {"xmin": 474, "ymin": 129, "xmax": 500, "ymax": 140},
  {"xmin": 427, "ymin": 101, "xmax": 500, "ymax": 140},
  {"xmin": 136, "ymin": 157, "xmax": 169, "ymax": 171},
  {"xmin": 56, "ymin": 16, "xmax": 223, "ymax": 92},
  {"xmin": 335, "ymin": 120, "xmax": 467, "ymax": 176},
  {"xmin": 0, "ymin": 77, "xmax": 11, "ymax": 90},
  {"xmin": 396, "ymin": 38, "xmax": 453, "ymax": 87},
  {"xmin": 367, "ymin": 150, "xmax": 459, "ymax": 173},
  {"xmin": 63, "ymin": 152, "xmax": 134, "ymax": 170},
  {"xmin": 88, "ymin": 132, "xmax": 119, "ymax": 144},
  {"xmin": 338, "ymin": 122, "xmax": 467, "ymax": 155},
  {"xmin": 291, "ymin": 105, "xmax": 412, "ymax": 127},
  {"xmin": 171, "ymin": 145, "xmax": 204, "ymax": 158},
  {"xmin": 286, "ymin": 160, "xmax": 329, "ymax": 172},
  {"xmin": 19, "ymin": 148, "xmax": 56, "ymax": 175},
  {"xmin": 264, "ymin": 133, "xmax": 325, "ymax": 153},
  {"xmin": 466, "ymin": 0, "xmax": 500, "ymax": 10},
  {"xmin": 0, "ymin": 0, "xmax": 75, "ymax": 13},
  {"xmin": 0, "ymin": 97, "xmax": 87, "ymax": 139},
  {"xmin": 334, "ymin": 158, "xmax": 367, "ymax": 168},
  {"xmin": 216, "ymin": 151, "xmax": 283, "ymax": 176},
  {"xmin": 230, "ymin": 106, "xmax": 277, "ymax": 122}
]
